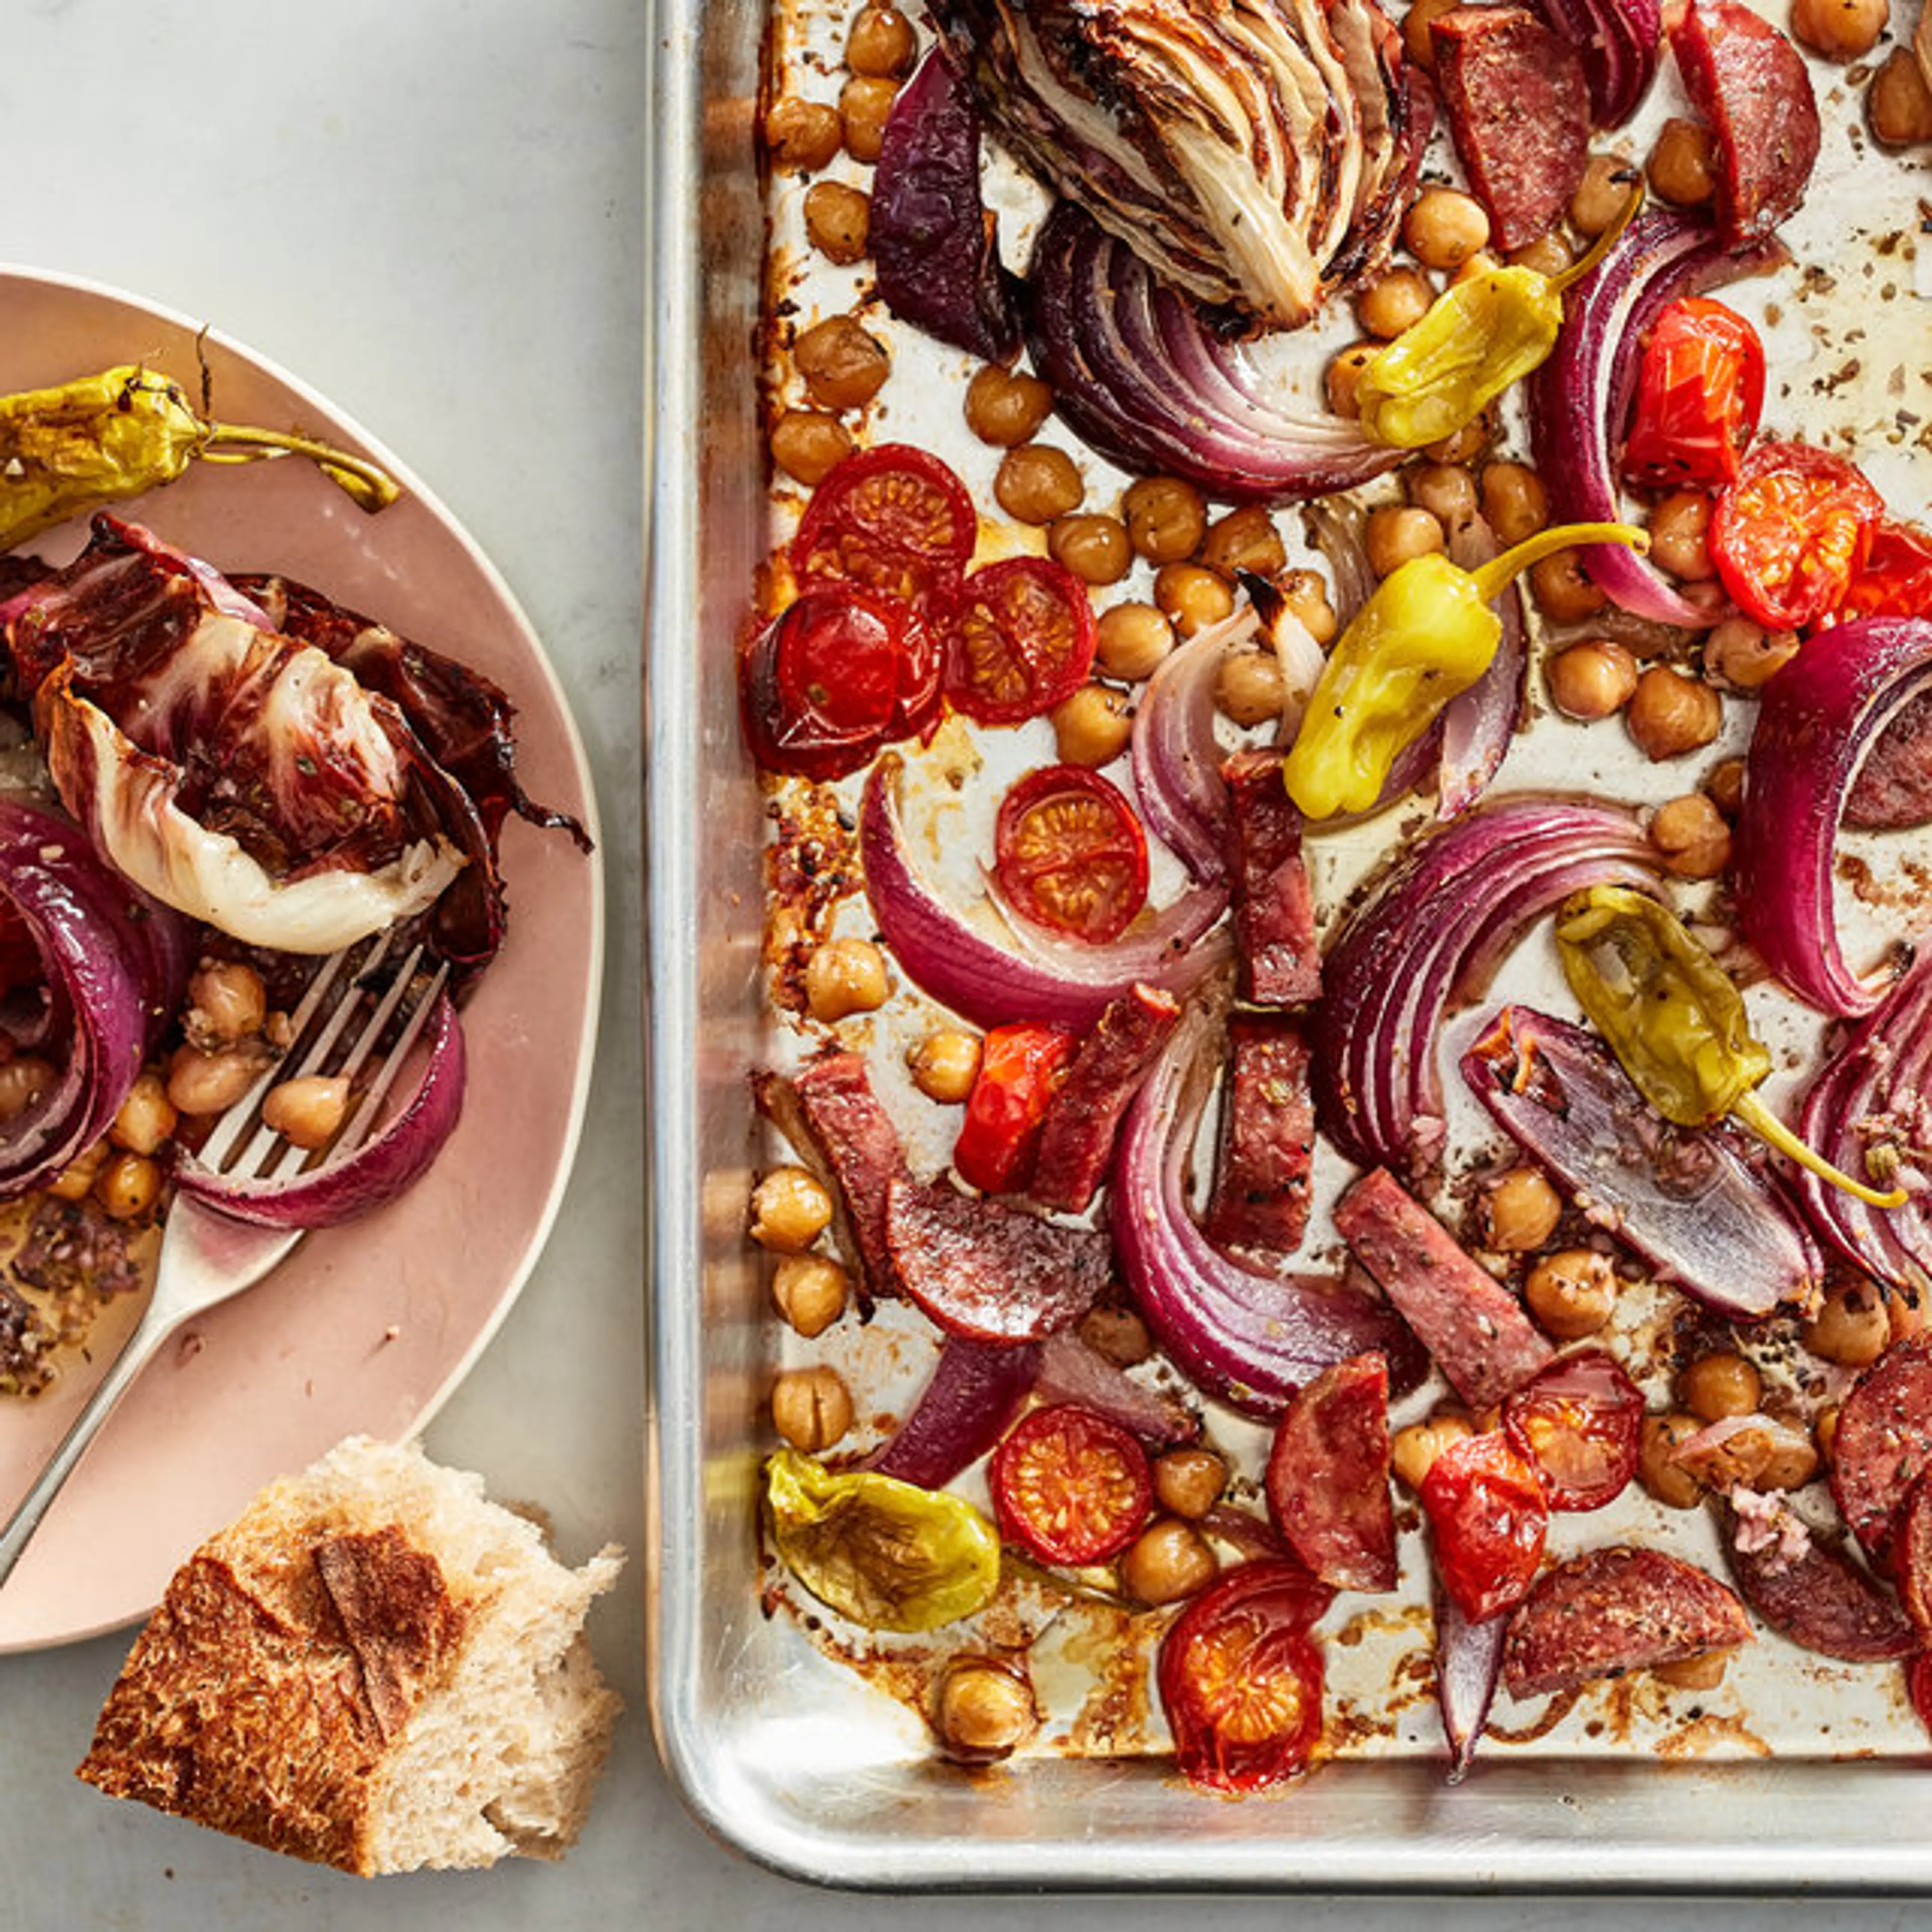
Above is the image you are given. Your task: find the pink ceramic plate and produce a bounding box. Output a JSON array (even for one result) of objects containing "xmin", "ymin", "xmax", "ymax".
[{"xmin": 0, "ymin": 267, "xmax": 602, "ymax": 1651}]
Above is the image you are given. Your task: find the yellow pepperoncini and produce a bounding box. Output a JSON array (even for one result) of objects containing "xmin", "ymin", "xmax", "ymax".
[
  {"xmin": 0, "ymin": 363, "xmax": 400, "ymax": 551},
  {"xmin": 1281, "ymin": 520, "xmax": 1647, "ymax": 820},
  {"xmin": 1555, "ymin": 884, "xmax": 1908, "ymax": 1209},
  {"xmin": 1354, "ymin": 190, "xmax": 1644, "ymax": 450},
  {"xmin": 764, "ymin": 1447, "xmax": 1003, "ymax": 1633}
]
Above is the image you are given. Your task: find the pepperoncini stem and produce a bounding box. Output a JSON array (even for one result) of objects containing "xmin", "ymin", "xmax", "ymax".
[
  {"xmin": 1546, "ymin": 185, "xmax": 1645, "ymax": 296},
  {"xmin": 1730, "ymin": 1090, "xmax": 1910, "ymax": 1210},
  {"xmin": 200, "ymin": 423, "xmax": 402, "ymax": 513},
  {"xmin": 1469, "ymin": 521, "xmax": 1650, "ymax": 601}
]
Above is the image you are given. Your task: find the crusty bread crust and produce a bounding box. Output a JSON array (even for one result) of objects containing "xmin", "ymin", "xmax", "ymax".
[{"xmin": 76, "ymin": 1436, "xmax": 622, "ymax": 1875}]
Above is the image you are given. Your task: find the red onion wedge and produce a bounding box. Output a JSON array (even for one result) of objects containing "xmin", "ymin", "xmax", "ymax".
[
  {"xmin": 175, "ymin": 992, "xmax": 465, "ymax": 1229},
  {"xmin": 1462, "ymin": 1006, "xmax": 1822, "ymax": 1319},
  {"xmin": 1112, "ymin": 998, "xmax": 1426, "ymax": 1418},
  {"xmin": 1531, "ymin": 0, "xmax": 1662, "ymax": 127},
  {"xmin": 1437, "ymin": 515, "xmax": 1528, "ymax": 819},
  {"xmin": 866, "ymin": 1335, "xmax": 1040, "ymax": 1490},
  {"xmin": 1737, "ymin": 616, "xmax": 1932, "ymax": 1017},
  {"xmin": 1034, "ymin": 1328, "xmax": 1200, "ymax": 1448},
  {"xmin": 862, "ymin": 754, "xmax": 1230, "ymax": 1031},
  {"xmin": 1528, "ymin": 208, "xmax": 1784, "ymax": 626},
  {"xmin": 1312, "ymin": 797, "xmax": 1661, "ymax": 1174},
  {"xmin": 1434, "ymin": 1584, "xmax": 1508, "ymax": 1783}
]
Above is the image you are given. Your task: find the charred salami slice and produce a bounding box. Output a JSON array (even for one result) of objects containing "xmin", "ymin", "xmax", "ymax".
[
  {"xmin": 1847, "ymin": 686, "xmax": 1932, "ymax": 830},
  {"xmin": 1222, "ymin": 750, "xmax": 1321, "ymax": 1007},
  {"xmin": 1204, "ymin": 1015, "xmax": 1316, "ymax": 1258},
  {"xmin": 1264, "ymin": 1353, "xmax": 1397, "ymax": 1592},
  {"xmin": 1896, "ymin": 1473, "xmax": 1932, "ymax": 1641},
  {"xmin": 1333, "ymin": 1167, "xmax": 1554, "ymax": 1412},
  {"xmin": 1502, "ymin": 1546, "xmax": 1753, "ymax": 1700},
  {"xmin": 1719, "ymin": 1493, "xmax": 1915, "ymax": 1663},
  {"xmin": 1830, "ymin": 1332, "xmax": 1932, "ymax": 1567},
  {"xmin": 886, "ymin": 1174, "xmax": 1110, "ymax": 1343}
]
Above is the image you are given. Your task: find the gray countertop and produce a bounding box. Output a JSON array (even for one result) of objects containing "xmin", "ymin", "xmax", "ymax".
[{"xmin": 0, "ymin": 3, "xmax": 1917, "ymax": 1924}]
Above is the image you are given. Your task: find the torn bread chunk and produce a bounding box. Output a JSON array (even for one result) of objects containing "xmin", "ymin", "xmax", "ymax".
[{"xmin": 76, "ymin": 1435, "xmax": 623, "ymax": 1875}]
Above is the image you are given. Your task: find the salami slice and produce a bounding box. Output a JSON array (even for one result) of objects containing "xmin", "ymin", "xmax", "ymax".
[
  {"xmin": 1893, "ymin": 1471, "xmax": 1932, "ymax": 1641},
  {"xmin": 1263, "ymin": 1353, "xmax": 1397, "ymax": 1592},
  {"xmin": 1204, "ymin": 1015, "xmax": 1316, "ymax": 1258},
  {"xmin": 1719, "ymin": 1493, "xmax": 1915, "ymax": 1663},
  {"xmin": 885, "ymin": 1174, "xmax": 1110, "ymax": 1342},
  {"xmin": 1847, "ymin": 686, "xmax": 1932, "ymax": 831},
  {"xmin": 1502, "ymin": 1546, "xmax": 1753, "ymax": 1699},
  {"xmin": 1830, "ymin": 1333, "xmax": 1932, "ymax": 1567},
  {"xmin": 1333, "ymin": 1167, "xmax": 1554, "ymax": 1411},
  {"xmin": 1223, "ymin": 749, "xmax": 1321, "ymax": 1007},
  {"xmin": 1430, "ymin": 6, "xmax": 1590, "ymax": 252}
]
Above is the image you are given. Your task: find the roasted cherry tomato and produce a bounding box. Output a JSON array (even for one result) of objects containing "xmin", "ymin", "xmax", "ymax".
[
  {"xmin": 1502, "ymin": 1348, "xmax": 1644, "ymax": 1513},
  {"xmin": 1419, "ymin": 1430, "xmax": 1548, "ymax": 1624},
  {"xmin": 737, "ymin": 586, "xmax": 906, "ymax": 780},
  {"xmin": 990, "ymin": 1402, "xmax": 1154, "ymax": 1565},
  {"xmin": 952, "ymin": 1021, "xmax": 1076, "ymax": 1194},
  {"xmin": 1710, "ymin": 439, "xmax": 1886, "ymax": 631},
  {"xmin": 1621, "ymin": 296, "xmax": 1764, "ymax": 492},
  {"xmin": 791, "ymin": 443, "xmax": 977, "ymax": 735},
  {"xmin": 944, "ymin": 555, "xmax": 1098, "ymax": 726},
  {"xmin": 992, "ymin": 764, "xmax": 1149, "ymax": 945},
  {"xmin": 1157, "ymin": 1559, "xmax": 1331, "ymax": 1794},
  {"xmin": 1828, "ymin": 518, "xmax": 1932, "ymax": 626}
]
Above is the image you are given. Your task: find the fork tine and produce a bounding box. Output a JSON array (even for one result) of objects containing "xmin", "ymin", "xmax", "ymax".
[{"xmin": 334, "ymin": 958, "xmax": 451, "ymax": 1159}]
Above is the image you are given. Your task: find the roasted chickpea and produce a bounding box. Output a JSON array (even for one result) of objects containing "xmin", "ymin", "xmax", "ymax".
[
  {"xmin": 1272, "ymin": 567, "xmax": 1339, "ymax": 645},
  {"xmin": 1326, "ymin": 341, "xmax": 1379, "ymax": 420},
  {"xmin": 838, "ymin": 74, "xmax": 899, "ymax": 161},
  {"xmin": 801, "ymin": 179, "xmax": 870, "ymax": 264},
  {"xmin": 771, "ymin": 1364, "xmax": 854, "ymax": 1452},
  {"xmin": 1403, "ymin": 0, "xmax": 1460, "ymax": 66},
  {"xmin": 1528, "ymin": 549, "xmax": 1607, "ymax": 624},
  {"xmin": 1215, "ymin": 649, "xmax": 1287, "ymax": 728},
  {"xmin": 1792, "ymin": 0, "xmax": 1888, "ymax": 57},
  {"xmin": 995, "ymin": 443, "xmax": 1084, "ymax": 524},
  {"xmin": 1570, "ymin": 152, "xmax": 1641, "ymax": 236},
  {"xmin": 771, "ymin": 1253, "xmax": 851, "ymax": 1338},
  {"xmin": 1524, "ymin": 1248, "xmax": 1618, "ymax": 1340},
  {"xmin": 1639, "ymin": 1412, "xmax": 1705, "ymax": 1509},
  {"xmin": 1508, "ymin": 232, "xmax": 1573, "ymax": 279},
  {"xmin": 1119, "ymin": 1518, "xmax": 1218, "ymax": 1604},
  {"xmin": 1648, "ymin": 116, "xmax": 1720, "ymax": 208},
  {"xmin": 1050, "ymin": 683, "xmax": 1135, "ymax": 766},
  {"xmin": 1048, "ymin": 512, "xmax": 1132, "ymax": 585},
  {"xmin": 1482, "ymin": 1167, "xmax": 1563, "ymax": 1251},
  {"xmin": 909, "ymin": 1028, "xmax": 982, "ymax": 1104},
  {"xmin": 963, "ymin": 364, "xmax": 1054, "ymax": 447},
  {"xmin": 1427, "ymin": 413, "xmax": 1494, "ymax": 465},
  {"xmin": 94, "ymin": 1150, "xmax": 161, "ymax": 1222},
  {"xmin": 1870, "ymin": 47, "xmax": 1932, "ymax": 145},
  {"xmin": 166, "ymin": 1043, "xmax": 262, "ymax": 1118},
  {"xmin": 1404, "ymin": 187, "xmax": 1490, "ymax": 270},
  {"xmin": 1816, "ymin": 1403, "xmax": 1842, "ymax": 1464},
  {"xmin": 1357, "ymin": 266, "xmax": 1435, "ymax": 339},
  {"xmin": 1648, "ymin": 489, "xmax": 1716, "ymax": 581},
  {"xmin": 933, "ymin": 1657, "xmax": 1037, "ymax": 1763},
  {"xmin": 1677, "ymin": 1351, "xmax": 1763, "ymax": 1424},
  {"xmin": 1548, "ymin": 637, "xmax": 1639, "ymax": 719},
  {"xmin": 1755, "ymin": 1428, "xmax": 1822, "ymax": 1492},
  {"xmin": 1627, "ymin": 665, "xmax": 1723, "ymax": 760},
  {"xmin": 805, "ymin": 935, "xmax": 891, "ymax": 1021},
  {"xmin": 1095, "ymin": 601, "xmax": 1176, "ymax": 681},
  {"xmin": 1390, "ymin": 1410, "xmax": 1476, "ymax": 1491},
  {"xmin": 1647, "ymin": 792, "xmax": 1732, "ymax": 879},
  {"xmin": 0, "ymin": 1055, "xmax": 54, "ymax": 1123},
  {"xmin": 1703, "ymin": 616, "xmax": 1799, "ymax": 690},
  {"xmin": 1479, "ymin": 461, "xmax": 1550, "ymax": 547},
  {"xmin": 1153, "ymin": 1446, "xmax": 1228, "ymax": 1519},
  {"xmin": 46, "ymin": 1141, "xmax": 106, "ymax": 1204},
  {"xmin": 765, "ymin": 96, "xmax": 843, "ymax": 171},
  {"xmin": 1154, "ymin": 562, "xmax": 1236, "ymax": 637},
  {"xmin": 1080, "ymin": 1305, "xmax": 1153, "ymax": 1366},
  {"xmin": 749, "ymin": 1166, "xmax": 835, "ymax": 1252},
  {"xmin": 263, "ymin": 1075, "xmax": 351, "ymax": 1151},
  {"xmin": 1121, "ymin": 475, "xmax": 1208, "ymax": 563},
  {"xmin": 846, "ymin": 2, "xmax": 917, "ymax": 76},
  {"xmin": 1706, "ymin": 756, "xmax": 1748, "ymax": 818},
  {"xmin": 1365, "ymin": 503, "xmax": 1445, "ymax": 578},
  {"xmin": 769, "ymin": 408, "xmax": 854, "ymax": 487},
  {"xmin": 1198, "ymin": 505, "xmax": 1287, "ymax": 579},
  {"xmin": 1654, "ymin": 1649, "xmax": 1731, "ymax": 1692},
  {"xmin": 1407, "ymin": 462, "xmax": 1479, "ymax": 537},
  {"xmin": 187, "ymin": 959, "xmax": 268, "ymax": 1045},
  {"xmin": 1803, "ymin": 1280, "xmax": 1892, "ymax": 1366},
  {"xmin": 792, "ymin": 313, "xmax": 890, "ymax": 411}
]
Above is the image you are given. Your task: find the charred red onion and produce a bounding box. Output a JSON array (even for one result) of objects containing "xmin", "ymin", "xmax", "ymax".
[
  {"xmin": 1434, "ymin": 1585, "xmax": 1508, "ymax": 1783},
  {"xmin": 1531, "ymin": 0, "xmax": 1662, "ymax": 126},
  {"xmin": 867, "ymin": 1335, "xmax": 1040, "ymax": 1489},
  {"xmin": 1034, "ymin": 1328, "xmax": 1199, "ymax": 1448},
  {"xmin": 1437, "ymin": 517, "xmax": 1527, "ymax": 819}
]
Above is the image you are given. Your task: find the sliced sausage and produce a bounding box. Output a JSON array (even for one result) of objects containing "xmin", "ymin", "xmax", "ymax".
[
  {"xmin": 1204, "ymin": 1015, "xmax": 1316, "ymax": 1258},
  {"xmin": 885, "ymin": 1174, "xmax": 1110, "ymax": 1342},
  {"xmin": 1830, "ymin": 1332, "xmax": 1932, "ymax": 1567},
  {"xmin": 1502, "ymin": 1546, "xmax": 1753, "ymax": 1700},
  {"xmin": 1847, "ymin": 686, "xmax": 1932, "ymax": 830},
  {"xmin": 1223, "ymin": 749, "xmax": 1321, "ymax": 1007},
  {"xmin": 1719, "ymin": 1493, "xmax": 1915, "ymax": 1663},
  {"xmin": 1333, "ymin": 1166, "xmax": 1554, "ymax": 1412},
  {"xmin": 1430, "ymin": 6, "xmax": 1590, "ymax": 252},
  {"xmin": 1893, "ymin": 1471, "xmax": 1932, "ymax": 1641},
  {"xmin": 1263, "ymin": 1353, "xmax": 1397, "ymax": 1592}
]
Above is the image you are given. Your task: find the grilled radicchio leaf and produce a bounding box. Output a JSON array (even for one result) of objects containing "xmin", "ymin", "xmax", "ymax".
[{"xmin": 930, "ymin": 0, "xmax": 1427, "ymax": 330}]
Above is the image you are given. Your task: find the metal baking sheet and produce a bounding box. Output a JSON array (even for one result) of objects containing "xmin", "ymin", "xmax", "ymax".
[{"xmin": 641, "ymin": 0, "xmax": 1932, "ymax": 1889}]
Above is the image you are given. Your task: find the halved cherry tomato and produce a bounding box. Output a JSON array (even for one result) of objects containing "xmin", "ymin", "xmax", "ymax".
[
  {"xmin": 1621, "ymin": 296, "xmax": 1764, "ymax": 492},
  {"xmin": 1157, "ymin": 1559, "xmax": 1331, "ymax": 1793},
  {"xmin": 791, "ymin": 443, "xmax": 977, "ymax": 736},
  {"xmin": 992, "ymin": 764, "xmax": 1149, "ymax": 946},
  {"xmin": 1501, "ymin": 1348, "xmax": 1644, "ymax": 1513},
  {"xmin": 990, "ymin": 1403, "xmax": 1154, "ymax": 1565},
  {"xmin": 952, "ymin": 1021, "xmax": 1076, "ymax": 1194},
  {"xmin": 1419, "ymin": 1430, "xmax": 1548, "ymax": 1624},
  {"xmin": 945, "ymin": 556, "xmax": 1097, "ymax": 726},
  {"xmin": 1710, "ymin": 439, "xmax": 1886, "ymax": 630},
  {"xmin": 737, "ymin": 586, "xmax": 906, "ymax": 780},
  {"xmin": 1828, "ymin": 518, "xmax": 1932, "ymax": 626}
]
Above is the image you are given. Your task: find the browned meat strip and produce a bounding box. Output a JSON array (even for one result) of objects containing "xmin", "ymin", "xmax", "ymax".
[
  {"xmin": 1263, "ymin": 1353, "xmax": 1397, "ymax": 1591},
  {"xmin": 1333, "ymin": 1167, "xmax": 1553, "ymax": 1412},
  {"xmin": 1847, "ymin": 686, "xmax": 1932, "ymax": 830},
  {"xmin": 1503, "ymin": 1547, "xmax": 1753, "ymax": 1699},
  {"xmin": 1223, "ymin": 749, "xmax": 1320, "ymax": 1007},
  {"xmin": 1719, "ymin": 1494, "xmax": 1915, "ymax": 1662},
  {"xmin": 1830, "ymin": 1333, "xmax": 1932, "ymax": 1568},
  {"xmin": 1204, "ymin": 1015, "xmax": 1316, "ymax": 1257}
]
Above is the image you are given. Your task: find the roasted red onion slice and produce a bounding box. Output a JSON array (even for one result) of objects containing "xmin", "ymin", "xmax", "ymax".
[
  {"xmin": 1034, "ymin": 1329, "xmax": 1199, "ymax": 1448},
  {"xmin": 1737, "ymin": 616, "xmax": 1932, "ymax": 1017},
  {"xmin": 1112, "ymin": 999, "xmax": 1425, "ymax": 1418},
  {"xmin": 866, "ymin": 1335, "xmax": 1040, "ymax": 1489},
  {"xmin": 1434, "ymin": 1585, "xmax": 1508, "ymax": 1783},
  {"xmin": 1437, "ymin": 517, "xmax": 1528, "ymax": 819},
  {"xmin": 861, "ymin": 755, "xmax": 1230, "ymax": 1030},
  {"xmin": 1531, "ymin": 0, "xmax": 1662, "ymax": 126},
  {"xmin": 1312, "ymin": 797, "xmax": 1661, "ymax": 1173}
]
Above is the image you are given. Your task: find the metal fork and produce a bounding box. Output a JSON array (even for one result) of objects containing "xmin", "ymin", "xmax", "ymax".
[{"xmin": 0, "ymin": 931, "xmax": 451, "ymax": 1590}]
